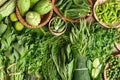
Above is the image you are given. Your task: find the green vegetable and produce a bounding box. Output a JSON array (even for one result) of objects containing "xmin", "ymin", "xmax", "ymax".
[
  {"xmin": 30, "ymin": 0, "xmax": 39, "ymax": 8},
  {"xmin": 73, "ymin": 57, "xmax": 90, "ymax": 80},
  {"xmin": 95, "ymin": 0, "xmax": 120, "ymax": 26},
  {"xmin": 0, "ymin": 22, "xmax": 7, "ymax": 35},
  {"xmin": 106, "ymin": 55, "xmax": 120, "ymax": 80},
  {"xmin": 56, "ymin": 0, "xmax": 91, "ymax": 19},
  {"xmin": 49, "ymin": 17, "xmax": 67, "ymax": 36},
  {"xmin": 55, "ymin": 0, "xmax": 63, "ymax": 7},
  {"xmin": 93, "ymin": 58, "xmax": 100, "ymax": 68},
  {"xmin": 17, "ymin": 0, "xmax": 30, "ymax": 16},
  {"xmin": 92, "ymin": 68, "xmax": 100, "ymax": 79},
  {"xmin": 9, "ymin": 13, "xmax": 18, "ymax": 22},
  {"xmin": 25, "ymin": 11, "xmax": 41, "ymax": 26},
  {"xmin": 70, "ymin": 20, "xmax": 91, "ymax": 80},
  {"xmin": 33, "ymin": 0, "xmax": 52, "ymax": 15},
  {"xmin": 14, "ymin": 21, "xmax": 24, "ymax": 31}
]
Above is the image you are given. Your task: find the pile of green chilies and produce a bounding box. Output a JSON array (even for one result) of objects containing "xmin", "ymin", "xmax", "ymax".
[{"xmin": 95, "ymin": 0, "xmax": 120, "ymax": 26}]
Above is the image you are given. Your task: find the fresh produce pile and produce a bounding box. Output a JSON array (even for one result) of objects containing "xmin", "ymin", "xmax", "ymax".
[
  {"xmin": 0, "ymin": 0, "xmax": 120, "ymax": 80},
  {"xmin": 55, "ymin": 0, "xmax": 91, "ymax": 19},
  {"xmin": 95, "ymin": 0, "xmax": 120, "ymax": 27},
  {"xmin": 17, "ymin": 0, "xmax": 52, "ymax": 26},
  {"xmin": 106, "ymin": 55, "xmax": 120, "ymax": 80}
]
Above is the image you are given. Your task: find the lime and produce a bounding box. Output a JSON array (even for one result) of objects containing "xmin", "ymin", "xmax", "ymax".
[
  {"xmin": 10, "ymin": 13, "xmax": 18, "ymax": 22},
  {"xmin": 14, "ymin": 21, "xmax": 24, "ymax": 31}
]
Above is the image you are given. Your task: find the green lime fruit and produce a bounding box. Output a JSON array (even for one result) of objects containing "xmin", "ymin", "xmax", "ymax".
[{"xmin": 14, "ymin": 21, "xmax": 24, "ymax": 31}]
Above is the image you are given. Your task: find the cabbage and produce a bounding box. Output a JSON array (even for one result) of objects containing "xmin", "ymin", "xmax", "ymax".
[{"xmin": 25, "ymin": 11, "xmax": 41, "ymax": 26}]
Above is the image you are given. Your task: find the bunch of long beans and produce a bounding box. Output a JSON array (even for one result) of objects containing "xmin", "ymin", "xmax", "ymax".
[{"xmin": 56, "ymin": 0, "xmax": 91, "ymax": 19}]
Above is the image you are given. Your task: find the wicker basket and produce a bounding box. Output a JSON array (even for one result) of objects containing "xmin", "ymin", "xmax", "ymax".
[
  {"xmin": 53, "ymin": 0, "xmax": 93, "ymax": 23},
  {"xmin": 93, "ymin": 0, "xmax": 120, "ymax": 28},
  {"xmin": 104, "ymin": 54, "xmax": 120, "ymax": 80},
  {"xmin": 48, "ymin": 17, "xmax": 67, "ymax": 36},
  {"xmin": 114, "ymin": 42, "xmax": 120, "ymax": 51},
  {"xmin": 16, "ymin": 0, "xmax": 54, "ymax": 28}
]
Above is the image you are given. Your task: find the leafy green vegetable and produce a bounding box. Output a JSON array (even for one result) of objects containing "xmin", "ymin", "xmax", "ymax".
[{"xmin": 0, "ymin": 22, "xmax": 7, "ymax": 35}]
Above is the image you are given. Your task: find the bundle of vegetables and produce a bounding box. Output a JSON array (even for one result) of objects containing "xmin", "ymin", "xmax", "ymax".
[
  {"xmin": 69, "ymin": 20, "xmax": 91, "ymax": 80},
  {"xmin": 105, "ymin": 55, "xmax": 120, "ymax": 80},
  {"xmin": 0, "ymin": 0, "xmax": 16, "ymax": 19},
  {"xmin": 0, "ymin": 18, "xmax": 27, "ymax": 79},
  {"xmin": 17, "ymin": 0, "xmax": 52, "ymax": 27},
  {"xmin": 69, "ymin": 20, "xmax": 120, "ymax": 80},
  {"xmin": 79, "ymin": 22, "xmax": 120, "ymax": 80},
  {"xmin": 95, "ymin": 0, "xmax": 120, "ymax": 27},
  {"xmin": 51, "ymin": 36, "xmax": 74, "ymax": 80},
  {"xmin": 0, "ymin": 16, "xmax": 48, "ymax": 79},
  {"xmin": 49, "ymin": 17, "xmax": 67, "ymax": 36},
  {"xmin": 55, "ymin": 0, "xmax": 91, "ymax": 20}
]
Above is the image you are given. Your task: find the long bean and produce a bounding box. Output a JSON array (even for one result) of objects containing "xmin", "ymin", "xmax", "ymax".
[{"xmin": 55, "ymin": 0, "xmax": 91, "ymax": 20}]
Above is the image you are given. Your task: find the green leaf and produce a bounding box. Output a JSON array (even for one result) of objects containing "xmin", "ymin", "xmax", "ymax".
[
  {"xmin": 87, "ymin": 59, "xmax": 92, "ymax": 72},
  {"xmin": 67, "ymin": 59, "xmax": 74, "ymax": 80},
  {"xmin": 0, "ymin": 14, "xmax": 3, "ymax": 21},
  {"xmin": 0, "ymin": 22, "xmax": 7, "ymax": 35},
  {"xmin": 92, "ymin": 68, "xmax": 100, "ymax": 79},
  {"xmin": 93, "ymin": 58, "xmax": 100, "ymax": 68}
]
